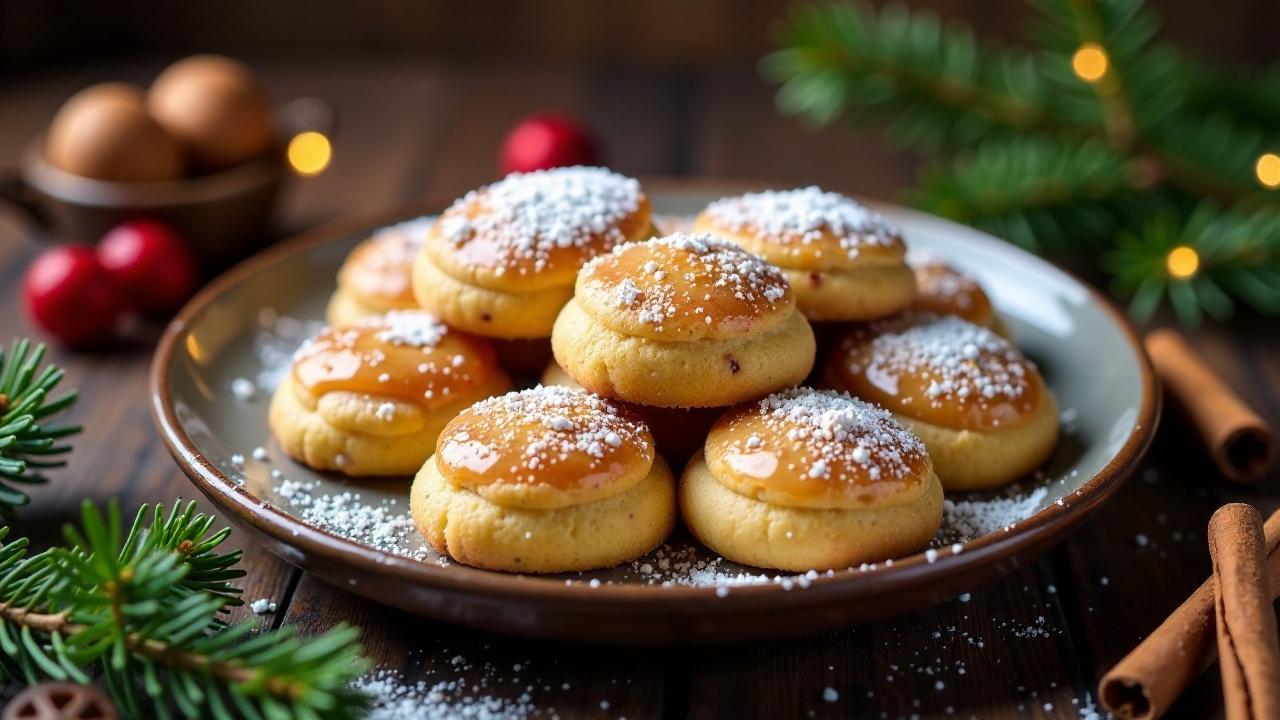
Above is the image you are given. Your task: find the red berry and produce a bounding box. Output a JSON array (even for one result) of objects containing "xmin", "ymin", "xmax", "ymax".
[
  {"xmin": 97, "ymin": 220, "xmax": 197, "ymax": 317},
  {"xmin": 23, "ymin": 244, "xmax": 126, "ymax": 347},
  {"xmin": 499, "ymin": 113, "xmax": 601, "ymax": 175}
]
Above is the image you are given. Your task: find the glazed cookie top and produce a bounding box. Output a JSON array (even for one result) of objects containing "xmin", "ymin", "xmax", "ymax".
[
  {"xmin": 291, "ymin": 310, "xmax": 503, "ymax": 411},
  {"xmin": 575, "ymin": 233, "xmax": 795, "ymax": 342},
  {"xmin": 704, "ymin": 389, "xmax": 932, "ymax": 510},
  {"xmin": 693, "ymin": 187, "xmax": 905, "ymax": 271},
  {"xmin": 908, "ymin": 257, "xmax": 995, "ymax": 327},
  {"xmin": 829, "ymin": 315, "xmax": 1046, "ymax": 431},
  {"xmin": 435, "ymin": 386, "xmax": 656, "ymax": 510},
  {"xmin": 423, "ymin": 166, "xmax": 652, "ymax": 291},
  {"xmin": 337, "ymin": 217, "xmax": 429, "ymax": 308}
]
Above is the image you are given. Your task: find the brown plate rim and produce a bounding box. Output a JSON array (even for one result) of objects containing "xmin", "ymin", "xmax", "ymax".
[{"xmin": 149, "ymin": 176, "xmax": 1161, "ymax": 611}]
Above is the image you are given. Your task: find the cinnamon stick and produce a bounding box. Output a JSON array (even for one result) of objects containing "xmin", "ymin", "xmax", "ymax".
[
  {"xmin": 1145, "ymin": 329, "xmax": 1276, "ymax": 482},
  {"xmin": 1209, "ymin": 504, "xmax": 1280, "ymax": 720},
  {"xmin": 1100, "ymin": 508, "xmax": 1280, "ymax": 719}
]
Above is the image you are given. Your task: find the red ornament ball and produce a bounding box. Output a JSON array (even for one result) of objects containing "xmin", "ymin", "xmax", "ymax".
[
  {"xmin": 499, "ymin": 113, "xmax": 601, "ymax": 175},
  {"xmin": 97, "ymin": 220, "xmax": 197, "ymax": 317},
  {"xmin": 23, "ymin": 244, "xmax": 126, "ymax": 347}
]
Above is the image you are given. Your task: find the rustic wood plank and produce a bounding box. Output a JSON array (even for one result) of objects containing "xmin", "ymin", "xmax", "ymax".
[
  {"xmin": 678, "ymin": 564, "xmax": 1095, "ymax": 719},
  {"xmin": 696, "ymin": 71, "xmax": 916, "ymax": 200},
  {"xmin": 282, "ymin": 574, "xmax": 669, "ymax": 718},
  {"xmin": 0, "ymin": 241, "xmax": 300, "ymax": 630},
  {"xmin": 1057, "ymin": 323, "xmax": 1279, "ymax": 720}
]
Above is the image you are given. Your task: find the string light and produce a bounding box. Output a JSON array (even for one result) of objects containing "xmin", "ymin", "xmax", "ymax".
[
  {"xmin": 1071, "ymin": 43, "xmax": 1109, "ymax": 83},
  {"xmin": 1256, "ymin": 153, "xmax": 1280, "ymax": 189},
  {"xmin": 1166, "ymin": 245, "xmax": 1200, "ymax": 280},
  {"xmin": 287, "ymin": 131, "xmax": 332, "ymax": 176}
]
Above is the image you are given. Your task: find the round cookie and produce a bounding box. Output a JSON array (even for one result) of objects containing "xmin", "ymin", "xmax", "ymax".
[
  {"xmin": 540, "ymin": 360, "xmax": 721, "ymax": 467},
  {"xmin": 269, "ymin": 310, "xmax": 512, "ymax": 476},
  {"xmin": 410, "ymin": 386, "xmax": 676, "ymax": 573},
  {"xmin": 326, "ymin": 217, "xmax": 430, "ymax": 326},
  {"xmin": 680, "ymin": 389, "xmax": 943, "ymax": 572},
  {"xmin": 693, "ymin": 187, "xmax": 915, "ymax": 322},
  {"xmin": 552, "ymin": 233, "xmax": 816, "ymax": 408},
  {"xmin": 906, "ymin": 254, "xmax": 1001, "ymax": 330},
  {"xmin": 411, "ymin": 166, "xmax": 654, "ymax": 342},
  {"xmin": 824, "ymin": 315, "xmax": 1058, "ymax": 490}
]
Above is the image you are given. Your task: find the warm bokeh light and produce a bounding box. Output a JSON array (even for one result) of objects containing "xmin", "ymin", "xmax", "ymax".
[
  {"xmin": 1166, "ymin": 245, "xmax": 1200, "ymax": 280},
  {"xmin": 287, "ymin": 131, "xmax": 332, "ymax": 176},
  {"xmin": 1256, "ymin": 153, "xmax": 1280, "ymax": 189},
  {"xmin": 1072, "ymin": 43, "xmax": 1109, "ymax": 83}
]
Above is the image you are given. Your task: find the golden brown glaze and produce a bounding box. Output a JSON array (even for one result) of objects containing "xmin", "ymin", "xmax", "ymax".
[
  {"xmin": 434, "ymin": 386, "xmax": 656, "ymax": 509},
  {"xmin": 693, "ymin": 187, "xmax": 906, "ymax": 271},
  {"xmin": 336, "ymin": 219, "xmax": 427, "ymax": 309},
  {"xmin": 575, "ymin": 233, "xmax": 795, "ymax": 341},
  {"xmin": 829, "ymin": 315, "xmax": 1046, "ymax": 431},
  {"xmin": 908, "ymin": 259, "xmax": 995, "ymax": 327},
  {"xmin": 292, "ymin": 311, "xmax": 502, "ymax": 411},
  {"xmin": 704, "ymin": 389, "xmax": 931, "ymax": 510},
  {"xmin": 423, "ymin": 167, "xmax": 652, "ymax": 291}
]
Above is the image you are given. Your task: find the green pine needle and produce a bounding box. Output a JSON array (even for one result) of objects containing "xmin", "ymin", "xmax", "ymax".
[
  {"xmin": 0, "ymin": 339, "xmax": 79, "ymax": 518},
  {"xmin": 907, "ymin": 136, "xmax": 1141, "ymax": 252},
  {"xmin": 0, "ymin": 499, "xmax": 372, "ymax": 719},
  {"xmin": 767, "ymin": 0, "xmax": 1280, "ymax": 324}
]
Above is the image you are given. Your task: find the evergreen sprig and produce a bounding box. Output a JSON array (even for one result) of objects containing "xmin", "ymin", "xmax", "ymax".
[
  {"xmin": 765, "ymin": 0, "xmax": 1280, "ymax": 323},
  {"xmin": 0, "ymin": 339, "xmax": 79, "ymax": 518},
  {"xmin": 0, "ymin": 499, "xmax": 372, "ymax": 719}
]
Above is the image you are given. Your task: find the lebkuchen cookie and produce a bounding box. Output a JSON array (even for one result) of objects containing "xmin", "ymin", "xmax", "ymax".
[
  {"xmin": 540, "ymin": 360, "xmax": 721, "ymax": 466},
  {"xmin": 824, "ymin": 315, "xmax": 1058, "ymax": 490},
  {"xmin": 410, "ymin": 386, "xmax": 676, "ymax": 573},
  {"xmin": 269, "ymin": 310, "xmax": 511, "ymax": 476},
  {"xmin": 551, "ymin": 233, "xmax": 815, "ymax": 408},
  {"xmin": 693, "ymin": 187, "xmax": 915, "ymax": 322},
  {"xmin": 326, "ymin": 217, "xmax": 430, "ymax": 326},
  {"xmin": 412, "ymin": 166, "xmax": 653, "ymax": 341},
  {"xmin": 906, "ymin": 254, "xmax": 1000, "ymax": 330},
  {"xmin": 680, "ymin": 389, "xmax": 943, "ymax": 572}
]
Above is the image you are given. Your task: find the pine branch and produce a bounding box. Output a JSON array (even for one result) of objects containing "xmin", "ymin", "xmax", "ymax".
[
  {"xmin": 0, "ymin": 339, "xmax": 79, "ymax": 519},
  {"xmin": 907, "ymin": 136, "xmax": 1147, "ymax": 252},
  {"xmin": 0, "ymin": 499, "xmax": 372, "ymax": 719},
  {"xmin": 1104, "ymin": 203, "xmax": 1280, "ymax": 324},
  {"xmin": 763, "ymin": 1, "xmax": 1065, "ymax": 150},
  {"xmin": 767, "ymin": 0, "xmax": 1280, "ymax": 323}
]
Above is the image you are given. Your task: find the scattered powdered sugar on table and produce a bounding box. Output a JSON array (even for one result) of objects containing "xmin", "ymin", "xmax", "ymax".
[
  {"xmin": 701, "ymin": 186, "xmax": 900, "ymax": 259},
  {"xmin": 357, "ymin": 665, "xmax": 552, "ymax": 719}
]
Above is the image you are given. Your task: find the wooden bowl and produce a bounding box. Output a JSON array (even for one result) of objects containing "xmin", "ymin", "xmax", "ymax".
[
  {"xmin": 150, "ymin": 180, "xmax": 1160, "ymax": 644},
  {"xmin": 0, "ymin": 136, "xmax": 283, "ymax": 269}
]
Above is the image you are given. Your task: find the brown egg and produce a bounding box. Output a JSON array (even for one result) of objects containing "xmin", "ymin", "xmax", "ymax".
[
  {"xmin": 45, "ymin": 83, "xmax": 184, "ymax": 182},
  {"xmin": 148, "ymin": 55, "xmax": 272, "ymax": 172}
]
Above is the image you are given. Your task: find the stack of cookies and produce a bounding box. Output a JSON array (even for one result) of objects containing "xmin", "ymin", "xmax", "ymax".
[{"xmin": 268, "ymin": 169, "xmax": 1060, "ymax": 574}]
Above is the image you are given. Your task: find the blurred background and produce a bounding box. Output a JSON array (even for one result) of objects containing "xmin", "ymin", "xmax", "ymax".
[{"xmin": 4, "ymin": 0, "xmax": 1277, "ymax": 231}]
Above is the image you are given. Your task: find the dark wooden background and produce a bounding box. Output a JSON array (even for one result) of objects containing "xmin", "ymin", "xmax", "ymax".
[{"xmin": 2, "ymin": 2, "xmax": 1279, "ymax": 716}]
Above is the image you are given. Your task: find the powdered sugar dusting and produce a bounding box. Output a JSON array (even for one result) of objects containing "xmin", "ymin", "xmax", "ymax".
[
  {"xmin": 702, "ymin": 186, "xmax": 899, "ymax": 259},
  {"xmin": 856, "ymin": 315, "xmax": 1033, "ymax": 407},
  {"xmin": 439, "ymin": 386, "xmax": 651, "ymax": 482},
  {"xmin": 439, "ymin": 166, "xmax": 642, "ymax": 275},
  {"xmin": 369, "ymin": 310, "xmax": 448, "ymax": 347},
  {"xmin": 728, "ymin": 388, "xmax": 927, "ymax": 488},
  {"xmin": 584, "ymin": 232, "xmax": 791, "ymax": 332}
]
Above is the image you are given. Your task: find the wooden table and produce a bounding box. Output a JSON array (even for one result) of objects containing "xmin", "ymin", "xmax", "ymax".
[{"xmin": 2, "ymin": 60, "xmax": 1277, "ymax": 719}]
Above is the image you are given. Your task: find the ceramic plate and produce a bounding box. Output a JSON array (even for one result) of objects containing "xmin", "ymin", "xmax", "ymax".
[{"xmin": 150, "ymin": 180, "xmax": 1159, "ymax": 644}]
